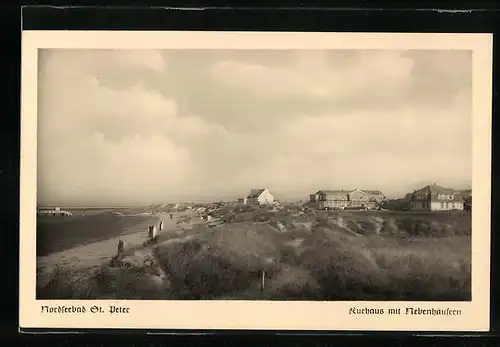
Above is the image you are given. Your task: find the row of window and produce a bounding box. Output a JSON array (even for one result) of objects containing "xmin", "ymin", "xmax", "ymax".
[
  {"xmin": 414, "ymin": 202, "xmax": 463, "ymax": 209},
  {"xmin": 321, "ymin": 202, "xmax": 377, "ymax": 208},
  {"xmin": 415, "ymin": 194, "xmax": 458, "ymax": 201},
  {"xmin": 438, "ymin": 194, "xmax": 455, "ymax": 200},
  {"xmin": 320, "ymin": 196, "xmax": 381, "ymax": 201},
  {"xmin": 322, "ymin": 196, "xmax": 348, "ymax": 201},
  {"xmin": 441, "ymin": 202, "xmax": 462, "ymax": 208}
]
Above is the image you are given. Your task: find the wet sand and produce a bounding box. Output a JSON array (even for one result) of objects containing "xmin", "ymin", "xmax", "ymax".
[{"xmin": 37, "ymin": 212, "xmax": 189, "ymax": 272}]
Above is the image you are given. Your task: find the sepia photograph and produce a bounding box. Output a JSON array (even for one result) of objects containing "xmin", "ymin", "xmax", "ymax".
[{"xmin": 20, "ymin": 31, "xmax": 492, "ymax": 331}]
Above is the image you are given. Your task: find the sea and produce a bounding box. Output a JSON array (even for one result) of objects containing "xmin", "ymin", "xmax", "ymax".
[{"xmin": 36, "ymin": 207, "xmax": 159, "ymax": 257}]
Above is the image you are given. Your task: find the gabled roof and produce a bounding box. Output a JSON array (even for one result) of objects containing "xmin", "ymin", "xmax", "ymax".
[
  {"xmin": 317, "ymin": 189, "xmax": 352, "ymax": 195},
  {"xmin": 349, "ymin": 189, "xmax": 368, "ymax": 195},
  {"xmin": 247, "ymin": 188, "xmax": 267, "ymax": 198},
  {"xmin": 411, "ymin": 184, "xmax": 465, "ymax": 202},
  {"xmin": 414, "ymin": 184, "xmax": 456, "ymax": 195},
  {"xmin": 362, "ymin": 190, "xmax": 384, "ymax": 195},
  {"xmin": 317, "ymin": 189, "xmax": 384, "ymax": 196}
]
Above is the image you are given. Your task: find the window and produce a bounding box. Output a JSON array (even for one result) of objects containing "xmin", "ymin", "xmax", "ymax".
[{"xmin": 441, "ymin": 202, "xmax": 444, "ymax": 209}]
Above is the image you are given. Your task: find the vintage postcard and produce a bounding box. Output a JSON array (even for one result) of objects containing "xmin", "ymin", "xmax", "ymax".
[{"xmin": 20, "ymin": 30, "xmax": 492, "ymax": 331}]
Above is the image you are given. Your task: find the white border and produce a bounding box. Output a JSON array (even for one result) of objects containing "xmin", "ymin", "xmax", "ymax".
[{"xmin": 20, "ymin": 31, "xmax": 493, "ymax": 331}]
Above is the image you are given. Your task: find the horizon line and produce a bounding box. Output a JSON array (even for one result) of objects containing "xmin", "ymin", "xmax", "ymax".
[{"xmin": 37, "ymin": 184, "xmax": 472, "ymax": 208}]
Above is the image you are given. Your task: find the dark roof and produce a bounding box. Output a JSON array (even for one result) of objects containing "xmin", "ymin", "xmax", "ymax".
[
  {"xmin": 247, "ymin": 189, "xmax": 266, "ymax": 198},
  {"xmin": 317, "ymin": 189, "xmax": 384, "ymax": 196},
  {"xmin": 362, "ymin": 190, "xmax": 384, "ymax": 195},
  {"xmin": 317, "ymin": 189, "xmax": 352, "ymax": 195},
  {"xmin": 411, "ymin": 184, "xmax": 465, "ymax": 202},
  {"xmin": 414, "ymin": 184, "xmax": 456, "ymax": 195}
]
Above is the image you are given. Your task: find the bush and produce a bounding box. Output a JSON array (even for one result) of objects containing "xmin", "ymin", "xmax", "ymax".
[
  {"xmin": 298, "ymin": 235, "xmax": 391, "ymax": 300},
  {"xmin": 38, "ymin": 211, "xmax": 471, "ymax": 301},
  {"xmin": 37, "ymin": 264, "xmax": 94, "ymax": 299},
  {"xmin": 371, "ymin": 241, "xmax": 471, "ymax": 300},
  {"xmin": 90, "ymin": 249, "xmax": 171, "ymax": 300},
  {"xmin": 154, "ymin": 224, "xmax": 283, "ymax": 299},
  {"xmin": 265, "ymin": 266, "xmax": 322, "ymax": 300}
]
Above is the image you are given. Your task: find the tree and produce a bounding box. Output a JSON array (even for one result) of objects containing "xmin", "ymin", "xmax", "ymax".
[{"xmin": 379, "ymin": 198, "xmax": 411, "ymax": 211}]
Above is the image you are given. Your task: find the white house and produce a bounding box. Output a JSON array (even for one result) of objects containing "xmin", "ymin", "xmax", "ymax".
[
  {"xmin": 409, "ymin": 184, "xmax": 465, "ymax": 211},
  {"xmin": 245, "ymin": 188, "xmax": 275, "ymax": 205}
]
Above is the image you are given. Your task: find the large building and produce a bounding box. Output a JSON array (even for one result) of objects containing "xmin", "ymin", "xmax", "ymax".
[
  {"xmin": 409, "ymin": 184, "xmax": 466, "ymax": 211},
  {"xmin": 309, "ymin": 189, "xmax": 386, "ymax": 210}
]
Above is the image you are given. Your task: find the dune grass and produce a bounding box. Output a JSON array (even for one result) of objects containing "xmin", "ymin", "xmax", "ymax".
[{"xmin": 37, "ymin": 208, "xmax": 472, "ymax": 301}]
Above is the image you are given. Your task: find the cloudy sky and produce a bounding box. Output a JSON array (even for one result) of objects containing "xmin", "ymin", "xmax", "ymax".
[{"xmin": 37, "ymin": 49, "xmax": 472, "ymax": 206}]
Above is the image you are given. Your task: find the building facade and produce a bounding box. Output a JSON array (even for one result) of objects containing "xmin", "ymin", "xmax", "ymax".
[
  {"xmin": 242, "ymin": 188, "xmax": 275, "ymax": 205},
  {"xmin": 410, "ymin": 184, "xmax": 465, "ymax": 211},
  {"xmin": 310, "ymin": 189, "xmax": 386, "ymax": 210}
]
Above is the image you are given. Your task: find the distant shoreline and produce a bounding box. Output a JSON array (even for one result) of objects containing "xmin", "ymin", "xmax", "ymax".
[{"xmin": 37, "ymin": 206, "xmax": 151, "ymax": 210}]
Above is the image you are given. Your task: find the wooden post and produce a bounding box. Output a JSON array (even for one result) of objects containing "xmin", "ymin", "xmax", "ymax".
[
  {"xmin": 260, "ymin": 270, "xmax": 265, "ymax": 300},
  {"xmin": 117, "ymin": 239, "xmax": 125, "ymax": 256}
]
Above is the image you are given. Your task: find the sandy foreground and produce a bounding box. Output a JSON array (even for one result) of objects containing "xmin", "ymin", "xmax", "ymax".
[{"xmin": 36, "ymin": 212, "xmax": 198, "ymax": 285}]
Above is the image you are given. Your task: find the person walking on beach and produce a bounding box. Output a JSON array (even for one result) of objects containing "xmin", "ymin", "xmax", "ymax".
[{"xmin": 170, "ymin": 213, "xmax": 173, "ymax": 220}]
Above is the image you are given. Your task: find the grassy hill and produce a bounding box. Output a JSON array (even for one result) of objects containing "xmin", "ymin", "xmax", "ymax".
[{"xmin": 37, "ymin": 206, "xmax": 471, "ymax": 301}]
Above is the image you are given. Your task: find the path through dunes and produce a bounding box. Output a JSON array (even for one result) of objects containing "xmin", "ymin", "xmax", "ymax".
[
  {"xmin": 36, "ymin": 212, "xmax": 195, "ymax": 288},
  {"xmin": 37, "ymin": 209, "xmax": 472, "ymax": 301},
  {"xmin": 37, "ymin": 213, "xmax": 160, "ymax": 256}
]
